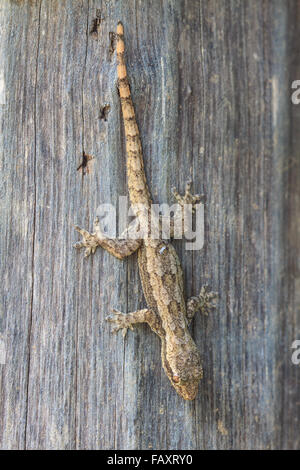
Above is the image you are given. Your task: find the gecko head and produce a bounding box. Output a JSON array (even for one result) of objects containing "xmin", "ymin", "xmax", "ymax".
[{"xmin": 166, "ymin": 348, "xmax": 203, "ymax": 400}]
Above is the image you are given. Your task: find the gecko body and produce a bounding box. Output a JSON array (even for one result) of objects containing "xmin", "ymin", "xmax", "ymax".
[{"xmin": 75, "ymin": 22, "xmax": 216, "ymax": 400}]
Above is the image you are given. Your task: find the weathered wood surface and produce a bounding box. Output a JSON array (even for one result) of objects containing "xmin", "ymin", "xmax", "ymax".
[{"xmin": 0, "ymin": 0, "xmax": 299, "ymax": 449}]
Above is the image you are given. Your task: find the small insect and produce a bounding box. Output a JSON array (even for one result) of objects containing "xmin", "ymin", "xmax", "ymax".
[
  {"xmin": 99, "ymin": 104, "xmax": 111, "ymax": 121},
  {"xmin": 76, "ymin": 151, "xmax": 94, "ymax": 175},
  {"xmin": 109, "ymin": 31, "xmax": 116, "ymax": 58},
  {"xmin": 90, "ymin": 10, "xmax": 102, "ymax": 38}
]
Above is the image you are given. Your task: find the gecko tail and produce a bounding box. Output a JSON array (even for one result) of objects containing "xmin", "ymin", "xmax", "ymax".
[
  {"xmin": 116, "ymin": 22, "xmax": 131, "ymax": 101},
  {"xmin": 117, "ymin": 21, "xmax": 124, "ymax": 34},
  {"xmin": 115, "ymin": 22, "xmax": 152, "ymax": 209}
]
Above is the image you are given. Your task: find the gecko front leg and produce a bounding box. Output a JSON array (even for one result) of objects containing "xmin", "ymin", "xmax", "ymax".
[
  {"xmin": 186, "ymin": 286, "xmax": 218, "ymax": 323},
  {"xmin": 106, "ymin": 308, "xmax": 164, "ymax": 338},
  {"xmin": 74, "ymin": 217, "xmax": 142, "ymax": 259},
  {"xmin": 74, "ymin": 224, "xmax": 100, "ymax": 257}
]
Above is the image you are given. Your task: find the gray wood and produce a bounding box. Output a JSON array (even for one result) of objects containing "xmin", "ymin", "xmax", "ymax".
[{"xmin": 0, "ymin": 0, "xmax": 299, "ymax": 449}]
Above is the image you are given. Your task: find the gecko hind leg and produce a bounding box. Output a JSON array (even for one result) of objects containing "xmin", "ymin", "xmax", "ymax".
[
  {"xmin": 74, "ymin": 217, "xmax": 142, "ymax": 259},
  {"xmin": 106, "ymin": 308, "xmax": 164, "ymax": 338},
  {"xmin": 166, "ymin": 180, "xmax": 205, "ymax": 238},
  {"xmin": 186, "ymin": 285, "xmax": 218, "ymax": 323},
  {"xmin": 172, "ymin": 180, "xmax": 204, "ymax": 213}
]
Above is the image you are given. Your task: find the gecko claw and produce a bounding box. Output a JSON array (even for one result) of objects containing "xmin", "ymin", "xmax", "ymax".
[
  {"xmin": 74, "ymin": 224, "xmax": 100, "ymax": 257},
  {"xmin": 198, "ymin": 285, "xmax": 218, "ymax": 315},
  {"xmin": 172, "ymin": 180, "xmax": 204, "ymax": 213},
  {"xmin": 106, "ymin": 309, "xmax": 134, "ymax": 338}
]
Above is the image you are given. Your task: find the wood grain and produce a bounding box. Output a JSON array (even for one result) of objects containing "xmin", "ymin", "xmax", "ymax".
[{"xmin": 0, "ymin": 0, "xmax": 299, "ymax": 449}]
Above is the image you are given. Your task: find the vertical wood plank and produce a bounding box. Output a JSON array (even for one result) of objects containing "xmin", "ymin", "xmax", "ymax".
[
  {"xmin": 0, "ymin": 0, "xmax": 40, "ymax": 449},
  {"xmin": 24, "ymin": 0, "xmax": 88, "ymax": 449}
]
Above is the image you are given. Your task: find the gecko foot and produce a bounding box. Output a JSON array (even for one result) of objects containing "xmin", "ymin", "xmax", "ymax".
[
  {"xmin": 187, "ymin": 285, "xmax": 218, "ymax": 322},
  {"xmin": 197, "ymin": 285, "xmax": 218, "ymax": 315},
  {"xmin": 172, "ymin": 180, "xmax": 204, "ymax": 213},
  {"xmin": 74, "ymin": 223, "xmax": 100, "ymax": 257},
  {"xmin": 106, "ymin": 309, "xmax": 134, "ymax": 338}
]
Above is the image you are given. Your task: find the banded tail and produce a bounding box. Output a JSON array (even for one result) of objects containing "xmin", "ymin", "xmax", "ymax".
[{"xmin": 116, "ymin": 22, "xmax": 152, "ymax": 209}]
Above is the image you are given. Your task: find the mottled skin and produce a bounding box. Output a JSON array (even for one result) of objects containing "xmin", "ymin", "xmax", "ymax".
[{"xmin": 74, "ymin": 22, "xmax": 216, "ymax": 400}]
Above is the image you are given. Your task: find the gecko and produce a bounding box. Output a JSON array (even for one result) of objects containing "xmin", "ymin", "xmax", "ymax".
[{"xmin": 74, "ymin": 22, "xmax": 217, "ymax": 400}]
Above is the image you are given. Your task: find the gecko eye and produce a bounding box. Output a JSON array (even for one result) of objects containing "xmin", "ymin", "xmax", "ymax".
[{"xmin": 172, "ymin": 375, "xmax": 180, "ymax": 383}]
